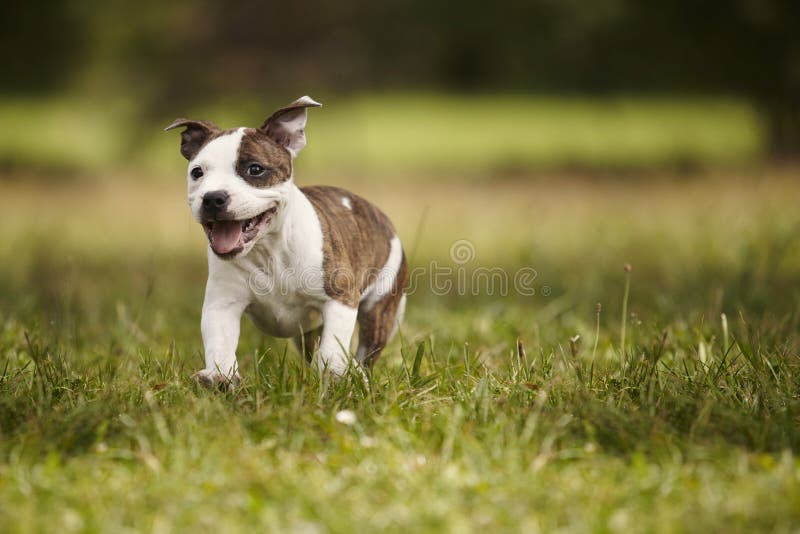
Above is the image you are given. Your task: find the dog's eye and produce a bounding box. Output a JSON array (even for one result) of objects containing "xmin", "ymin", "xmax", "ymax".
[
  {"xmin": 190, "ymin": 166, "xmax": 204, "ymax": 180},
  {"xmin": 247, "ymin": 164, "xmax": 267, "ymax": 177}
]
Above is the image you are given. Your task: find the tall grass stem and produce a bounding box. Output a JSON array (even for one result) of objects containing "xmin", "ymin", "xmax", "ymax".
[{"xmin": 620, "ymin": 264, "xmax": 632, "ymax": 358}]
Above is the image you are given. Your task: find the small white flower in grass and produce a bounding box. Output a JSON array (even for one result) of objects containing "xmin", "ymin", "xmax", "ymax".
[{"xmin": 335, "ymin": 409, "xmax": 357, "ymax": 426}]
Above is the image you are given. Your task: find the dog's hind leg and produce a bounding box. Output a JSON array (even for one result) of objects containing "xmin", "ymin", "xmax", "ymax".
[
  {"xmin": 293, "ymin": 327, "xmax": 322, "ymax": 363},
  {"xmin": 356, "ymin": 256, "xmax": 409, "ymax": 367}
]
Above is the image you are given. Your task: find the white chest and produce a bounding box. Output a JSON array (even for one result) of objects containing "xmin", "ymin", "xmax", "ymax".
[
  {"xmin": 203, "ymin": 183, "xmax": 329, "ymax": 339},
  {"xmin": 243, "ymin": 246, "xmax": 326, "ymax": 337}
]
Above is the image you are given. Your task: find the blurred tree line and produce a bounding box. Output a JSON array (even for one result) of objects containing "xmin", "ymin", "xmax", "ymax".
[{"xmin": 1, "ymin": 0, "xmax": 798, "ymax": 154}]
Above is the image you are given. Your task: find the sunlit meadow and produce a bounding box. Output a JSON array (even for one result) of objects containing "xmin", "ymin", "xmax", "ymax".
[{"xmin": 1, "ymin": 95, "xmax": 799, "ymax": 532}]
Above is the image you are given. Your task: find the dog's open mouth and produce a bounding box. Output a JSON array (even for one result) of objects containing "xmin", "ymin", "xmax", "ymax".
[{"xmin": 203, "ymin": 205, "xmax": 277, "ymax": 257}]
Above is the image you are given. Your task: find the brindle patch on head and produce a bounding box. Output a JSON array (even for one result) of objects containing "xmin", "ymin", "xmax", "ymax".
[
  {"xmin": 235, "ymin": 128, "xmax": 293, "ymax": 187},
  {"xmin": 164, "ymin": 118, "xmax": 240, "ymax": 161}
]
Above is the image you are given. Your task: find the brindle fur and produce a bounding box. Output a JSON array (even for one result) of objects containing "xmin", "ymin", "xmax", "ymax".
[
  {"xmin": 301, "ymin": 186, "xmax": 408, "ymax": 366},
  {"xmin": 164, "ymin": 119, "xmax": 227, "ymax": 161},
  {"xmin": 235, "ymin": 128, "xmax": 293, "ymax": 187},
  {"xmin": 356, "ymin": 253, "xmax": 409, "ymax": 365},
  {"xmin": 302, "ymin": 186, "xmax": 395, "ymax": 306}
]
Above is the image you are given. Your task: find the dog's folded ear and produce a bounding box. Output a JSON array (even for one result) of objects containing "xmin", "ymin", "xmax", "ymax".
[
  {"xmin": 260, "ymin": 96, "xmax": 322, "ymax": 158},
  {"xmin": 164, "ymin": 118, "xmax": 221, "ymax": 161}
]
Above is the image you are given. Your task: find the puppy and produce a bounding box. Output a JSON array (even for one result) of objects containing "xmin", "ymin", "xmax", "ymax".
[{"xmin": 165, "ymin": 96, "xmax": 408, "ymax": 386}]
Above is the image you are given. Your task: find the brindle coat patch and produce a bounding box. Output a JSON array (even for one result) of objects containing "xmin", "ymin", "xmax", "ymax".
[
  {"xmin": 235, "ymin": 128, "xmax": 293, "ymax": 187},
  {"xmin": 301, "ymin": 186, "xmax": 401, "ymax": 308},
  {"xmin": 357, "ymin": 254, "xmax": 409, "ymax": 365}
]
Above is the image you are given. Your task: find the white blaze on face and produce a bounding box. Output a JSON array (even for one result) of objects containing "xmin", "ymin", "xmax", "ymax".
[
  {"xmin": 341, "ymin": 196, "xmax": 352, "ymax": 210},
  {"xmin": 186, "ymin": 128, "xmax": 290, "ymax": 220},
  {"xmin": 187, "ymin": 128, "xmax": 245, "ymax": 221}
]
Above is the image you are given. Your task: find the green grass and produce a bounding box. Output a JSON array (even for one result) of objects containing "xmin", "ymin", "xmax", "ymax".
[
  {"xmin": 1, "ymin": 170, "xmax": 800, "ymax": 532},
  {"xmin": 0, "ymin": 93, "xmax": 765, "ymax": 176},
  {"xmin": 0, "ymin": 98, "xmax": 134, "ymax": 171}
]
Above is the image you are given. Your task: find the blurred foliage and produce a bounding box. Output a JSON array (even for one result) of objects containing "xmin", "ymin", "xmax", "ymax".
[
  {"xmin": 1, "ymin": 0, "xmax": 798, "ymax": 154},
  {"xmin": 0, "ymin": 94, "xmax": 764, "ymax": 176}
]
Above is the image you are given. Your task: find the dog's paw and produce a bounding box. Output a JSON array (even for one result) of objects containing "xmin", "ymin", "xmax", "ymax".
[
  {"xmin": 194, "ymin": 369, "xmax": 241, "ymax": 391},
  {"xmin": 313, "ymin": 357, "xmax": 370, "ymax": 389}
]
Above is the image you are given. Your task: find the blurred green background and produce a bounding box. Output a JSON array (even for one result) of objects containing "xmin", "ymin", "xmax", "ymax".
[{"xmin": 1, "ymin": 0, "xmax": 798, "ymax": 177}]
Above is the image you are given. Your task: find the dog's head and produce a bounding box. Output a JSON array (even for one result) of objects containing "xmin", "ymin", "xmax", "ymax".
[{"xmin": 165, "ymin": 96, "xmax": 321, "ymax": 259}]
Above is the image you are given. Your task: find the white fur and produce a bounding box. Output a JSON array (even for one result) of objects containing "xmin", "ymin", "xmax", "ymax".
[
  {"xmin": 390, "ymin": 294, "xmax": 407, "ymax": 339},
  {"xmin": 360, "ymin": 235, "xmax": 403, "ymax": 311},
  {"xmin": 191, "ymin": 132, "xmax": 363, "ymax": 380},
  {"xmin": 316, "ymin": 300, "xmax": 359, "ymax": 375},
  {"xmin": 187, "ymin": 128, "xmax": 287, "ymax": 253},
  {"xmin": 341, "ymin": 196, "xmax": 352, "ymax": 209},
  {"xmin": 199, "ymin": 181, "xmax": 336, "ymax": 378}
]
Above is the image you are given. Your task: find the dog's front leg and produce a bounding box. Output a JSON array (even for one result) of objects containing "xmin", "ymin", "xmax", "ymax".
[
  {"xmin": 316, "ymin": 300, "xmax": 359, "ymax": 376},
  {"xmin": 197, "ymin": 294, "xmax": 248, "ymax": 387}
]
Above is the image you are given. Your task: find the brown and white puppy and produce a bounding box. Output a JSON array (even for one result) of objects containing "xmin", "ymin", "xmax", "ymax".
[{"xmin": 165, "ymin": 96, "xmax": 408, "ymax": 385}]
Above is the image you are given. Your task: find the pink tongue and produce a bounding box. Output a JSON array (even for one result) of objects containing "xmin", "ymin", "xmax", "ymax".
[{"xmin": 210, "ymin": 220, "xmax": 243, "ymax": 254}]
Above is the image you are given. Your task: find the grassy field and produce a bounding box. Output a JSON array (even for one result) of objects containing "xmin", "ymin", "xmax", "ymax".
[{"xmin": 1, "ymin": 162, "xmax": 800, "ymax": 532}]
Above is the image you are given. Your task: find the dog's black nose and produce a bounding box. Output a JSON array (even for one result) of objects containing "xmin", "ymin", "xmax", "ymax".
[{"xmin": 202, "ymin": 190, "xmax": 230, "ymax": 214}]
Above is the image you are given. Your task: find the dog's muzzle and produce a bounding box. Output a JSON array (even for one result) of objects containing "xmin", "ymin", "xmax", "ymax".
[
  {"xmin": 201, "ymin": 190, "xmax": 231, "ymax": 219},
  {"xmin": 202, "ymin": 203, "xmax": 278, "ymax": 257}
]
